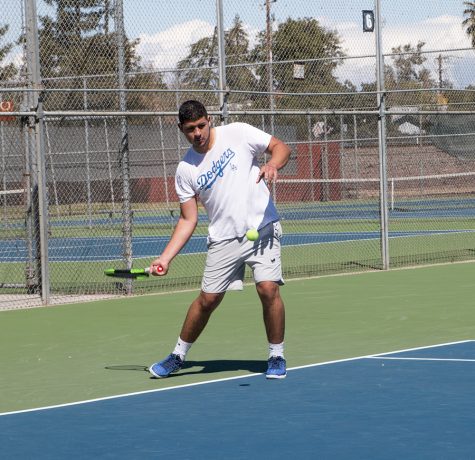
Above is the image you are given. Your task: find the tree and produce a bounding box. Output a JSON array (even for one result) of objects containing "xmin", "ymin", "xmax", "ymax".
[
  {"xmin": 224, "ymin": 15, "xmax": 256, "ymax": 105},
  {"xmin": 446, "ymin": 84, "xmax": 475, "ymax": 109},
  {"xmin": 462, "ymin": 1, "xmax": 475, "ymax": 47},
  {"xmin": 0, "ymin": 23, "xmax": 17, "ymax": 81},
  {"xmin": 177, "ymin": 15, "xmax": 256, "ymax": 107},
  {"xmin": 250, "ymin": 17, "xmax": 347, "ymax": 110},
  {"xmin": 176, "ymin": 28, "xmax": 219, "ymax": 91},
  {"xmin": 177, "ymin": 16, "xmax": 348, "ymax": 113},
  {"xmin": 359, "ymin": 42, "xmax": 441, "ymax": 139},
  {"xmin": 38, "ymin": 0, "xmax": 166, "ymax": 110},
  {"xmin": 360, "ymin": 41, "xmax": 437, "ymax": 111},
  {"xmin": 39, "ymin": 0, "xmax": 113, "ymax": 78},
  {"xmin": 389, "ymin": 42, "xmax": 437, "ymax": 108},
  {"xmin": 391, "ymin": 42, "xmax": 433, "ymax": 85}
]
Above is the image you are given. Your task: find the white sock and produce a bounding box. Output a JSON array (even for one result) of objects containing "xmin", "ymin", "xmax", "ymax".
[
  {"xmin": 269, "ymin": 341, "xmax": 285, "ymax": 359},
  {"xmin": 173, "ymin": 337, "xmax": 193, "ymax": 361}
]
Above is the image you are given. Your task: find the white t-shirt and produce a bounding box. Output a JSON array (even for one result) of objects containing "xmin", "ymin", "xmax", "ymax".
[{"xmin": 175, "ymin": 122, "xmax": 279, "ymax": 242}]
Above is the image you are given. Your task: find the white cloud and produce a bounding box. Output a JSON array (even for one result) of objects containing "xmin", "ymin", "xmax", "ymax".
[
  {"xmin": 136, "ymin": 15, "xmax": 474, "ymax": 89},
  {"xmin": 3, "ymin": 49, "xmax": 23, "ymax": 67},
  {"xmin": 334, "ymin": 15, "xmax": 474, "ymax": 88},
  {"xmin": 137, "ymin": 19, "xmax": 215, "ymax": 70},
  {"xmin": 137, "ymin": 19, "xmax": 261, "ymax": 70},
  {"xmin": 380, "ymin": 15, "xmax": 471, "ymax": 52},
  {"xmin": 242, "ymin": 23, "xmax": 260, "ymax": 49}
]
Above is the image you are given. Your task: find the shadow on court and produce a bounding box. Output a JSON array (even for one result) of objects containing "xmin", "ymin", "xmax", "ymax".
[{"xmin": 105, "ymin": 359, "xmax": 266, "ymax": 376}]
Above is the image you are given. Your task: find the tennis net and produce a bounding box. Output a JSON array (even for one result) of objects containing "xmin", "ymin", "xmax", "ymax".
[
  {"xmin": 275, "ymin": 171, "xmax": 475, "ymax": 215},
  {"xmin": 274, "ymin": 171, "xmax": 475, "ymax": 275},
  {"xmin": 0, "ymin": 188, "xmax": 25, "ymax": 229}
]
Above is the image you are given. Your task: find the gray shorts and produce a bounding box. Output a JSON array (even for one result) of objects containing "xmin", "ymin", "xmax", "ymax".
[{"xmin": 201, "ymin": 221, "xmax": 284, "ymax": 293}]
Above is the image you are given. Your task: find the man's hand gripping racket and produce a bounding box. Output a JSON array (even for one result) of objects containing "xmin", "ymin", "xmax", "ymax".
[{"xmin": 104, "ymin": 264, "xmax": 165, "ymax": 279}]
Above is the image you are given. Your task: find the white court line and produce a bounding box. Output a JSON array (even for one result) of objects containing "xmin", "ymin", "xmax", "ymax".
[
  {"xmin": 0, "ymin": 338, "xmax": 473, "ymax": 418},
  {"xmin": 368, "ymin": 356, "xmax": 475, "ymax": 362}
]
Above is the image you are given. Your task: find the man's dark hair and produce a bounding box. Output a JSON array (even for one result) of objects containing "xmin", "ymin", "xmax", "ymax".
[{"xmin": 178, "ymin": 100, "xmax": 208, "ymax": 124}]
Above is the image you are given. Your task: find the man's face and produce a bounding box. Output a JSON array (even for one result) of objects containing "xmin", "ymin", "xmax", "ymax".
[{"xmin": 179, "ymin": 116, "xmax": 211, "ymax": 153}]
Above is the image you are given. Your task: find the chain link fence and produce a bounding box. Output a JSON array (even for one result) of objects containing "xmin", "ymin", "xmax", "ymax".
[{"xmin": 1, "ymin": 0, "xmax": 474, "ymax": 309}]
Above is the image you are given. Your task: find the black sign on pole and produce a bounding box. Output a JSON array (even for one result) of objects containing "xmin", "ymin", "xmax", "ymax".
[{"xmin": 362, "ymin": 10, "xmax": 375, "ymax": 32}]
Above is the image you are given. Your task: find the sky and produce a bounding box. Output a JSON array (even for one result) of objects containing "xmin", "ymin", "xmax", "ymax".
[
  {"xmin": 1, "ymin": 0, "xmax": 474, "ymax": 89},
  {"xmin": 124, "ymin": 0, "xmax": 475, "ymax": 89}
]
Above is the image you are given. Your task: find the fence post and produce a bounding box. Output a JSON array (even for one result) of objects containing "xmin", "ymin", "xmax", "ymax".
[
  {"xmin": 216, "ymin": 0, "xmax": 228, "ymax": 124},
  {"xmin": 265, "ymin": 0, "xmax": 275, "ymax": 134},
  {"xmin": 22, "ymin": 88, "xmax": 36, "ymax": 292},
  {"xmin": 375, "ymin": 0, "xmax": 390, "ymax": 270},
  {"xmin": 1, "ymin": 121, "xmax": 6, "ymax": 223},
  {"xmin": 25, "ymin": 0, "xmax": 50, "ymax": 303},
  {"xmin": 115, "ymin": 0, "xmax": 133, "ymax": 293}
]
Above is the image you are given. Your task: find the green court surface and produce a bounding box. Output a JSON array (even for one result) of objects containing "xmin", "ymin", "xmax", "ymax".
[{"xmin": 1, "ymin": 262, "xmax": 474, "ymax": 414}]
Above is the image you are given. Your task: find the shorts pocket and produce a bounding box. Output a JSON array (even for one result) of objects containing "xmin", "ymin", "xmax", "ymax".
[{"xmin": 273, "ymin": 221, "xmax": 282, "ymax": 241}]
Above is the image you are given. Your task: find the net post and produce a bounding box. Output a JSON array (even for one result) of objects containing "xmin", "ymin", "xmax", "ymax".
[{"xmin": 390, "ymin": 179, "xmax": 394, "ymax": 211}]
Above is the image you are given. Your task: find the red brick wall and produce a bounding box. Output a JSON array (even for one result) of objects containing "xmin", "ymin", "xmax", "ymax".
[{"xmin": 275, "ymin": 142, "xmax": 341, "ymax": 202}]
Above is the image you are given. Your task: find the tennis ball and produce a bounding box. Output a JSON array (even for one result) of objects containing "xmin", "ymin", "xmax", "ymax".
[{"xmin": 246, "ymin": 228, "xmax": 259, "ymax": 241}]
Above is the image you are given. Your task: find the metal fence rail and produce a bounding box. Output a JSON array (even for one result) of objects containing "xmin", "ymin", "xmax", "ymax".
[{"xmin": 1, "ymin": 0, "xmax": 474, "ymax": 308}]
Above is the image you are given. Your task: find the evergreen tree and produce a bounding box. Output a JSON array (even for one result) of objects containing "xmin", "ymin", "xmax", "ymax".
[
  {"xmin": 177, "ymin": 15, "xmax": 256, "ymax": 107},
  {"xmin": 38, "ymin": 0, "xmax": 166, "ymax": 110},
  {"xmin": 176, "ymin": 28, "xmax": 219, "ymax": 91},
  {"xmin": 225, "ymin": 15, "xmax": 256, "ymax": 105}
]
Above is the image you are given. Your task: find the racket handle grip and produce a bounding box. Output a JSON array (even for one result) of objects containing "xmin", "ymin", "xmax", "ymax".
[{"xmin": 148, "ymin": 265, "xmax": 164, "ymax": 274}]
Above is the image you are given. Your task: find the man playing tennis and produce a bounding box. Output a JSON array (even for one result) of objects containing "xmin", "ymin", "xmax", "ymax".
[{"xmin": 149, "ymin": 100, "xmax": 291, "ymax": 379}]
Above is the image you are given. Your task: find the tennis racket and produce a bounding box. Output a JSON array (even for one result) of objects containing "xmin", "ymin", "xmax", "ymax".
[{"xmin": 104, "ymin": 266, "xmax": 163, "ymax": 279}]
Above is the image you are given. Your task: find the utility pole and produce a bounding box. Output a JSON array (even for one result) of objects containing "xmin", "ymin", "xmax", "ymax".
[
  {"xmin": 435, "ymin": 53, "xmax": 456, "ymax": 106},
  {"xmin": 436, "ymin": 54, "xmax": 446, "ymax": 92},
  {"xmin": 436, "ymin": 53, "xmax": 454, "ymax": 92}
]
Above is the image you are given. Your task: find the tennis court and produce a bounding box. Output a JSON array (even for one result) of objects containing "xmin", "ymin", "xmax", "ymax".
[
  {"xmin": 2, "ymin": 193, "xmax": 475, "ymax": 264},
  {"xmin": 1, "ymin": 1, "xmax": 475, "ymax": 455},
  {"xmin": 2, "ymin": 229, "xmax": 475, "ymax": 262},
  {"xmin": 1, "ymin": 262, "xmax": 474, "ymax": 459}
]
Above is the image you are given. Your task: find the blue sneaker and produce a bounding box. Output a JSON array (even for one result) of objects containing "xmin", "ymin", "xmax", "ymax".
[
  {"xmin": 266, "ymin": 356, "xmax": 287, "ymax": 379},
  {"xmin": 149, "ymin": 353, "xmax": 184, "ymax": 378}
]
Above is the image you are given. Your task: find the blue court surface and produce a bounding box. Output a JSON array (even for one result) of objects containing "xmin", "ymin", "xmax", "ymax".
[
  {"xmin": 1, "ymin": 340, "xmax": 474, "ymax": 459},
  {"xmin": 2, "ymin": 229, "xmax": 474, "ymax": 262},
  {"xmin": 7, "ymin": 197, "xmax": 475, "ymax": 231}
]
